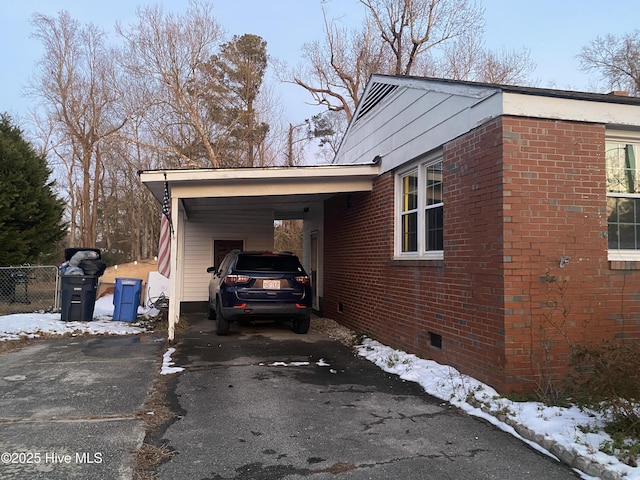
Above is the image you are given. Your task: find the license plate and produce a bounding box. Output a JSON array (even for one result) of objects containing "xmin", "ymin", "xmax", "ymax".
[{"xmin": 263, "ymin": 280, "xmax": 280, "ymax": 289}]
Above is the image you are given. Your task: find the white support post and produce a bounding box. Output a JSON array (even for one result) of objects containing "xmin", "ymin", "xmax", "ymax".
[{"xmin": 167, "ymin": 195, "xmax": 180, "ymax": 341}]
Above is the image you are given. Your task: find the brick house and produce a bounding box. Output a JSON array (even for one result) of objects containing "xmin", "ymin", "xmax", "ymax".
[
  {"xmin": 140, "ymin": 75, "xmax": 640, "ymax": 394},
  {"xmin": 324, "ymin": 75, "xmax": 640, "ymax": 393}
]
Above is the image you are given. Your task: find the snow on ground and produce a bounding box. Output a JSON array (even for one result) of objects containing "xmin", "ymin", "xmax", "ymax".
[
  {"xmin": 357, "ymin": 339, "xmax": 631, "ymax": 480},
  {"xmin": 0, "ymin": 300, "xmax": 636, "ymax": 479},
  {"xmin": 161, "ymin": 347, "xmax": 185, "ymax": 375},
  {"xmin": 0, "ymin": 294, "xmax": 149, "ymax": 341}
]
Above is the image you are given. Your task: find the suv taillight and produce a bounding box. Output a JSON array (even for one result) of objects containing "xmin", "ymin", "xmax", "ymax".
[
  {"xmin": 225, "ymin": 275, "xmax": 251, "ymax": 285},
  {"xmin": 294, "ymin": 276, "xmax": 310, "ymax": 285}
]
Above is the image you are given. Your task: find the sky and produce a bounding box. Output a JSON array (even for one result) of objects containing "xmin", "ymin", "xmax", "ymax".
[
  {"xmin": 0, "ymin": 295, "xmax": 637, "ymax": 479},
  {"xmin": 1, "ymin": 0, "xmax": 639, "ymax": 129}
]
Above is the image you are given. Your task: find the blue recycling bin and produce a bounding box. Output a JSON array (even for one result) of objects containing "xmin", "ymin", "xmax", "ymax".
[{"xmin": 113, "ymin": 278, "xmax": 142, "ymax": 322}]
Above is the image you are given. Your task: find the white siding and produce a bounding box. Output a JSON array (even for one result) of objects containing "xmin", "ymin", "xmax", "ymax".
[
  {"xmin": 503, "ymin": 92, "xmax": 640, "ymax": 127},
  {"xmin": 180, "ymin": 210, "xmax": 274, "ymax": 302},
  {"xmin": 302, "ymin": 202, "xmax": 324, "ymax": 308},
  {"xmin": 336, "ymin": 76, "xmax": 640, "ymax": 176},
  {"xmin": 338, "ymin": 88, "xmax": 450, "ymax": 164},
  {"xmin": 335, "ymin": 82, "xmax": 502, "ymax": 173}
]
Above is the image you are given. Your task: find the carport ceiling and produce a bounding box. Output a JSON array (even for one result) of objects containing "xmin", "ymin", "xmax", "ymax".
[
  {"xmin": 182, "ymin": 193, "xmax": 336, "ymax": 215},
  {"xmin": 173, "ymin": 193, "xmax": 341, "ymax": 220},
  {"xmin": 139, "ymin": 164, "xmax": 381, "ymax": 218}
]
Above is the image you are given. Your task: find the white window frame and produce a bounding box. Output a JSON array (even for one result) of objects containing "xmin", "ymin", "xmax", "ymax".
[
  {"xmin": 394, "ymin": 152, "xmax": 444, "ymax": 260},
  {"xmin": 607, "ymin": 130, "xmax": 640, "ymax": 262}
]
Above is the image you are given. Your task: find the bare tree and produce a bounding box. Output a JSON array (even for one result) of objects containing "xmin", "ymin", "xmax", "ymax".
[
  {"xmin": 274, "ymin": 220, "xmax": 303, "ymax": 258},
  {"xmin": 29, "ymin": 114, "xmax": 79, "ymax": 244},
  {"xmin": 29, "ymin": 2, "xmax": 286, "ymax": 261},
  {"xmin": 292, "ymin": 13, "xmax": 388, "ymax": 122},
  {"xmin": 291, "ymin": 0, "xmax": 533, "ymax": 128},
  {"xmin": 579, "ymin": 31, "xmax": 640, "ymax": 96},
  {"xmin": 253, "ymin": 82, "xmax": 288, "ymax": 167},
  {"xmin": 476, "ymin": 47, "xmax": 534, "ymax": 85},
  {"xmin": 29, "ymin": 11, "xmax": 126, "ymax": 247},
  {"xmin": 291, "ymin": 0, "xmax": 483, "ymax": 122},
  {"xmin": 107, "ymin": 60, "xmax": 174, "ymax": 261},
  {"xmin": 115, "ymin": 0, "xmax": 225, "ymax": 168},
  {"xmin": 96, "ymin": 134, "xmax": 158, "ymax": 264},
  {"xmin": 436, "ymin": 30, "xmax": 480, "ymax": 81},
  {"xmin": 439, "ymin": 30, "xmax": 534, "ymax": 85},
  {"xmin": 361, "ymin": 0, "xmax": 484, "ymax": 76}
]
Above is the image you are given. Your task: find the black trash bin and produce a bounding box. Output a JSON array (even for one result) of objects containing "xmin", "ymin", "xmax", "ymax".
[
  {"xmin": 60, "ymin": 248, "xmax": 102, "ymax": 322},
  {"xmin": 60, "ymin": 275, "xmax": 98, "ymax": 321}
]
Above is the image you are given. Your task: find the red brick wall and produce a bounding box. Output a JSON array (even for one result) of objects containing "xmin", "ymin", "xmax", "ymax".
[
  {"xmin": 323, "ymin": 174, "xmax": 396, "ymax": 339},
  {"xmin": 443, "ymin": 117, "xmax": 507, "ymax": 388},
  {"xmin": 324, "ymin": 116, "xmax": 640, "ymax": 394},
  {"xmin": 501, "ymin": 116, "xmax": 640, "ymax": 392}
]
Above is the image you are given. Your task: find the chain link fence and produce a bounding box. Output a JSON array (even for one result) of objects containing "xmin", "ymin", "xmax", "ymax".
[{"xmin": 0, "ymin": 266, "xmax": 60, "ymax": 316}]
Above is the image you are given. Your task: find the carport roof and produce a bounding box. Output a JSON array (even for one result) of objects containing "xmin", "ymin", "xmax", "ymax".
[{"xmin": 139, "ymin": 163, "xmax": 380, "ymax": 202}]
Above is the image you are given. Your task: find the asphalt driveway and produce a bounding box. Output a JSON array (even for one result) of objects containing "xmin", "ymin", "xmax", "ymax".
[
  {"xmin": 0, "ymin": 332, "xmax": 166, "ymax": 480},
  {"xmin": 159, "ymin": 316, "xmax": 580, "ymax": 480}
]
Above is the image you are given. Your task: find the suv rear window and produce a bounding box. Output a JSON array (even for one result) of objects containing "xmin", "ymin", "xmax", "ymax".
[{"xmin": 235, "ymin": 254, "xmax": 302, "ymax": 272}]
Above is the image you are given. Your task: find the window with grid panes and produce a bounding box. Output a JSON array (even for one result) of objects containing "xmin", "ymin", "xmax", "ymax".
[
  {"xmin": 425, "ymin": 162, "xmax": 443, "ymax": 251},
  {"xmin": 396, "ymin": 155, "xmax": 443, "ymax": 259},
  {"xmin": 607, "ymin": 138, "xmax": 640, "ymax": 257},
  {"xmin": 401, "ymin": 170, "xmax": 418, "ymax": 252}
]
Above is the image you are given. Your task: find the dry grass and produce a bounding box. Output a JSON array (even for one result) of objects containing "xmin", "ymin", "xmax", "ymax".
[
  {"xmin": 0, "ymin": 331, "xmax": 95, "ymax": 356},
  {"xmin": 311, "ymin": 316, "xmax": 360, "ymax": 346},
  {"xmin": 0, "ymin": 337, "xmax": 36, "ymax": 355},
  {"xmin": 0, "ymin": 327, "xmax": 163, "ymax": 357},
  {"xmin": 148, "ymin": 315, "xmax": 191, "ymax": 336},
  {"xmin": 133, "ymin": 343, "xmax": 179, "ymax": 480},
  {"xmin": 139, "ymin": 370, "xmax": 177, "ymax": 432},
  {"xmin": 133, "ymin": 443, "xmax": 175, "ymax": 480}
]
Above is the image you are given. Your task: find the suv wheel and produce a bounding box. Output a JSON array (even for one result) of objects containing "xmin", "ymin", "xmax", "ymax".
[
  {"xmin": 215, "ymin": 301, "xmax": 230, "ymax": 335},
  {"xmin": 207, "ymin": 299, "xmax": 216, "ymax": 320},
  {"xmin": 292, "ymin": 316, "xmax": 310, "ymax": 334}
]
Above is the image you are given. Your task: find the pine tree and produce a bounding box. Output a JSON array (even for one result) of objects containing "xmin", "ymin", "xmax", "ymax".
[
  {"xmin": 0, "ymin": 114, "xmax": 66, "ymax": 265},
  {"xmin": 200, "ymin": 34, "xmax": 269, "ymax": 167}
]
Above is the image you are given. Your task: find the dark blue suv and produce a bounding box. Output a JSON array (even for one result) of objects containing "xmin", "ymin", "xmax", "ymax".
[{"xmin": 207, "ymin": 251, "xmax": 312, "ymax": 335}]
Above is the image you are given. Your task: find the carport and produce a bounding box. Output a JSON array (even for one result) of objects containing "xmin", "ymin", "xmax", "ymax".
[{"xmin": 139, "ymin": 164, "xmax": 379, "ymax": 340}]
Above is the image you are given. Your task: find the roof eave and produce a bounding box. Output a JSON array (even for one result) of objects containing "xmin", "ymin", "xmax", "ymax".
[{"xmin": 139, "ymin": 164, "xmax": 381, "ymax": 202}]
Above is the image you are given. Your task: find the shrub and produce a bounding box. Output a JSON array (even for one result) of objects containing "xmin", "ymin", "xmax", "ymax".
[{"xmin": 568, "ymin": 341, "xmax": 640, "ymax": 438}]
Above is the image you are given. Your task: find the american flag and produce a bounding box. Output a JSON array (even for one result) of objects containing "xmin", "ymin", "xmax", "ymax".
[{"xmin": 158, "ymin": 181, "xmax": 172, "ymax": 278}]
